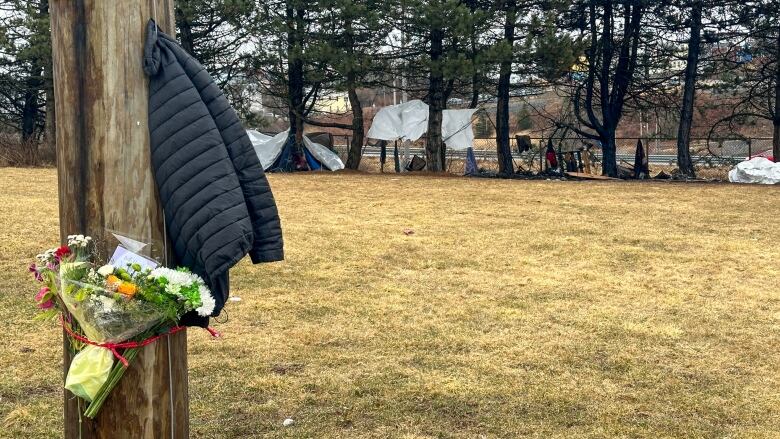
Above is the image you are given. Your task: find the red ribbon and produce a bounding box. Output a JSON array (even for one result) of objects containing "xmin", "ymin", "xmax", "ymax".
[{"xmin": 60, "ymin": 316, "xmax": 219, "ymax": 367}]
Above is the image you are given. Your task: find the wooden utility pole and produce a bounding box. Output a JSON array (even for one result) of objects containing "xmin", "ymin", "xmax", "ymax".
[{"xmin": 50, "ymin": 1, "xmax": 188, "ymax": 437}]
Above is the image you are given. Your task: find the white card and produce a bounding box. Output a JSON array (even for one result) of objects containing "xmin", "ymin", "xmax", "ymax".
[{"xmin": 109, "ymin": 246, "xmax": 159, "ymax": 272}]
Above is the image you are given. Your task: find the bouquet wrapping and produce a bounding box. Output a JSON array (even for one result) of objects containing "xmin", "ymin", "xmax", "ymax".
[{"xmin": 30, "ymin": 234, "xmax": 216, "ymax": 417}]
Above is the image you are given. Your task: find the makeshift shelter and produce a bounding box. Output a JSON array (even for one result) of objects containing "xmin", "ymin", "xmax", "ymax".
[{"xmin": 247, "ymin": 129, "xmax": 345, "ymax": 172}]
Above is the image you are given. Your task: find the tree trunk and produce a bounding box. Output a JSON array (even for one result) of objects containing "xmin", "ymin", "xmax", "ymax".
[
  {"xmin": 50, "ymin": 1, "xmax": 188, "ymax": 437},
  {"xmin": 174, "ymin": 7, "xmax": 194, "ymax": 55},
  {"xmin": 286, "ymin": 3, "xmax": 305, "ymax": 147},
  {"xmin": 342, "ymin": 17, "xmax": 363, "ymax": 170},
  {"xmin": 496, "ymin": 0, "xmax": 517, "ymax": 176},
  {"xmin": 21, "ymin": 67, "xmax": 44, "ymax": 144},
  {"xmin": 675, "ymin": 1, "xmax": 701, "ymax": 177},
  {"xmin": 21, "ymin": 80, "xmax": 40, "ymax": 143},
  {"xmin": 43, "ymin": 0, "xmax": 56, "ymax": 164},
  {"xmin": 426, "ymin": 25, "xmax": 445, "ymax": 172},
  {"xmin": 602, "ymin": 132, "xmax": 618, "ymax": 177},
  {"xmin": 774, "ymin": 22, "xmax": 780, "ymax": 162},
  {"xmin": 466, "ymin": 0, "xmax": 479, "ymax": 110},
  {"xmin": 45, "ymin": 79, "xmax": 56, "ymax": 162},
  {"xmin": 470, "ymin": 74, "xmax": 480, "ymax": 109},
  {"xmin": 345, "ymin": 85, "xmax": 364, "ymax": 169}
]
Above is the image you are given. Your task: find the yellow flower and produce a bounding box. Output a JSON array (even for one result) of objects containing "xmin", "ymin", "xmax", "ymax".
[
  {"xmin": 105, "ymin": 275, "xmax": 121, "ymax": 290},
  {"xmin": 117, "ymin": 282, "xmax": 138, "ymax": 298}
]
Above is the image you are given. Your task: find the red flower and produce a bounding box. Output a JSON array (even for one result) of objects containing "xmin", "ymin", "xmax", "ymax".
[
  {"xmin": 54, "ymin": 245, "xmax": 71, "ymax": 261},
  {"xmin": 38, "ymin": 299, "xmax": 54, "ymax": 310},
  {"xmin": 35, "ymin": 287, "xmax": 50, "ymax": 302}
]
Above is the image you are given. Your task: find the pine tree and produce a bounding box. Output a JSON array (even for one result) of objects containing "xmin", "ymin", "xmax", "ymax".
[
  {"xmin": 492, "ymin": 1, "xmax": 578, "ymax": 175},
  {"xmin": 394, "ymin": 0, "xmax": 490, "ymax": 171},
  {"xmin": 254, "ymin": 0, "xmax": 321, "ymax": 149},
  {"xmin": 305, "ymin": 0, "xmax": 390, "ymax": 169},
  {"xmin": 174, "ymin": 0, "xmax": 257, "ymax": 120},
  {"xmin": 0, "ymin": 0, "xmax": 53, "ymax": 164}
]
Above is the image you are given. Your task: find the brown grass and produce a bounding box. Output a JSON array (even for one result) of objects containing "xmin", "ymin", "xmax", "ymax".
[{"xmin": 1, "ymin": 168, "xmax": 779, "ymax": 438}]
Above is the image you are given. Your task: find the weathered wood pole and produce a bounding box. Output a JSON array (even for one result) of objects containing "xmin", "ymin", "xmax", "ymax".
[{"xmin": 50, "ymin": 1, "xmax": 188, "ymax": 438}]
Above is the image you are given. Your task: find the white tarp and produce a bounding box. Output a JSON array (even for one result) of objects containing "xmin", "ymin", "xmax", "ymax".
[
  {"xmin": 303, "ymin": 136, "xmax": 345, "ymax": 171},
  {"xmin": 367, "ymin": 100, "xmax": 429, "ymax": 142},
  {"xmin": 367, "ymin": 100, "xmax": 478, "ymax": 149},
  {"xmin": 442, "ymin": 108, "xmax": 478, "ymax": 150},
  {"xmin": 728, "ymin": 157, "xmax": 780, "ymax": 184},
  {"xmin": 247, "ymin": 129, "xmax": 345, "ymax": 171},
  {"xmin": 248, "ymin": 129, "xmax": 286, "ymax": 169}
]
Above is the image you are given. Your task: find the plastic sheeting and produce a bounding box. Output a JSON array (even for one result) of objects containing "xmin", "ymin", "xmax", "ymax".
[
  {"xmin": 366, "ymin": 100, "xmax": 478, "ymax": 150},
  {"xmin": 247, "ymin": 129, "xmax": 345, "ymax": 171},
  {"xmin": 442, "ymin": 108, "xmax": 478, "ymax": 150},
  {"xmin": 728, "ymin": 157, "xmax": 780, "ymax": 184},
  {"xmin": 302, "ymin": 135, "xmax": 345, "ymax": 171},
  {"xmin": 367, "ymin": 100, "xmax": 429, "ymax": 142},
  {"xmin": 248, "ymin": 129, "xmax": 285, "ymax": 169}
]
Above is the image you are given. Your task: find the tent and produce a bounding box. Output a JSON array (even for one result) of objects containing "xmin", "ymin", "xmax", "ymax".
[
  {"xmin": 247, "ymin": 129, "xmax": 345, "ymax": 172},
  {"xmin": 366, "ymin": 99, "xmax": 478, "ymax": 150}
]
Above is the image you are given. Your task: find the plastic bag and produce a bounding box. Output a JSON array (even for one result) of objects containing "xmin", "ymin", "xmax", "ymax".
[{"xmin": 64, "ymin": 345, "xmax": 114, "ymax": 402}]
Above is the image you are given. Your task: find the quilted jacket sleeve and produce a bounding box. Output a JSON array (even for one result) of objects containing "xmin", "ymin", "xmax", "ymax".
[{"xmin": 163, "ymin": 35, "xmax": 284, "ymax": 263}]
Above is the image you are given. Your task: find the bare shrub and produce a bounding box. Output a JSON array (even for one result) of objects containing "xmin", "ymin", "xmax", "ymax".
[{"xmin": 0, "ymin": 132, "xmax": 55, "ymax": 167}]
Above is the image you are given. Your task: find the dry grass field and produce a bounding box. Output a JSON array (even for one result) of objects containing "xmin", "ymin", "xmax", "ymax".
[{"xmin": 1, "ymin": 168, "xmax": 779, "ymax": 438}]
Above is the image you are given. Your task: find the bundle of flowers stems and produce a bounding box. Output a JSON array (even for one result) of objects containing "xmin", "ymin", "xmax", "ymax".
[{"xmin": 30, "ymin": 235, "xmax": 215, "ymax": 418}]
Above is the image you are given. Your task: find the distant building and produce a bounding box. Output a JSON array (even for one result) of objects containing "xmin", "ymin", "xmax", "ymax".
[{"xmin": 315, "ymin": 92, "xmax": 351, "ymax": 114}]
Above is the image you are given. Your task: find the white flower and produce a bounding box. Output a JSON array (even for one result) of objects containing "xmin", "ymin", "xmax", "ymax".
[
  {"xmin": 86, "ymin": 268, "xmax": 102, "ymax": 284},
  {"xmin": 149, "ymin": 268, "xmax": 200, "ymax": 290},
  {"xmin": 67, "ymin": 234, "xmax": 93, "ymax": 248},
  {"xmin": 195, "ymin": 285, "xmax": 216, "ymax": 317},
  {"xmin": 167, "ymin": 283, "xmax": 181, "ymax": 296},
  {"xmin": 149, "ymin": 268, "xmax": 215, "ymax": 316},
  {"xmin": 95, "ymin": 294, "xmax": 117, "ymax": 312},
  {"xmin": 36, "ymin": 248, "xmax": 57, "ymax": 263},
  {"xmin": 97, "ymin": 264, "xmax": 114, "ymax": 276}
]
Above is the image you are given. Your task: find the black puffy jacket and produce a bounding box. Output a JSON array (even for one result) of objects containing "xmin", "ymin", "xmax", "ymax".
[{"xmin": 142, "ymin": 21, "xmax": 283, "ymax": 323}]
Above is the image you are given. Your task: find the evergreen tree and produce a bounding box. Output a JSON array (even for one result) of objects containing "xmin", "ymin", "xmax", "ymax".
[
  {"xmin": 254, "ymin": 0, "xmax": 321, "ymax": 148},
  {"xmin": 305, "ymin": 0, "xmax": 390, "ymax": 169},
  {"xmin": 0, "ymin": 0, "xmax": 53, "ymax": 164},
  {"xmin": 492, "ymin": 1, "xmax": 578, "ymax": 175},
  {"xmin": 394, "ymin": 0, "xmax": 490, "ymax": 171},
  {"xmin": 175, "ymin": 0, "xmax": 257, "ymax": 120}
]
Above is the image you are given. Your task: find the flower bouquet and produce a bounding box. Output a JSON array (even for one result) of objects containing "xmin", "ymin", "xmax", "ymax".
[{"xmin": 30, "ymin": 234, "xmax": 215, "ymax": 418}]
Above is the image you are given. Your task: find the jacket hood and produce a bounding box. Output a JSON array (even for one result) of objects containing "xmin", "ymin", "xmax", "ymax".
[{"xmin": 143, "ymin": 20, "xmax": 161, "ymax": 76}]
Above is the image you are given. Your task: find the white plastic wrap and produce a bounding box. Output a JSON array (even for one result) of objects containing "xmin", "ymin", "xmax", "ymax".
[
  {"xmin": 728, "ymin": 157, "xmax": 780, "ymax": 184},
  {"xmin": 442, "ymin": 109, "xmax": 478, "ymax": 150},
  {"xmin": 367, "ymin": 99, "xmax": 430, "ymax": 142}
]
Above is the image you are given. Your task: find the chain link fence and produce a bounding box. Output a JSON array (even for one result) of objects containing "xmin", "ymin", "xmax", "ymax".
[{"xmin": 330, "ymin": 135, "xmax": 774, "ymax": 176}]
